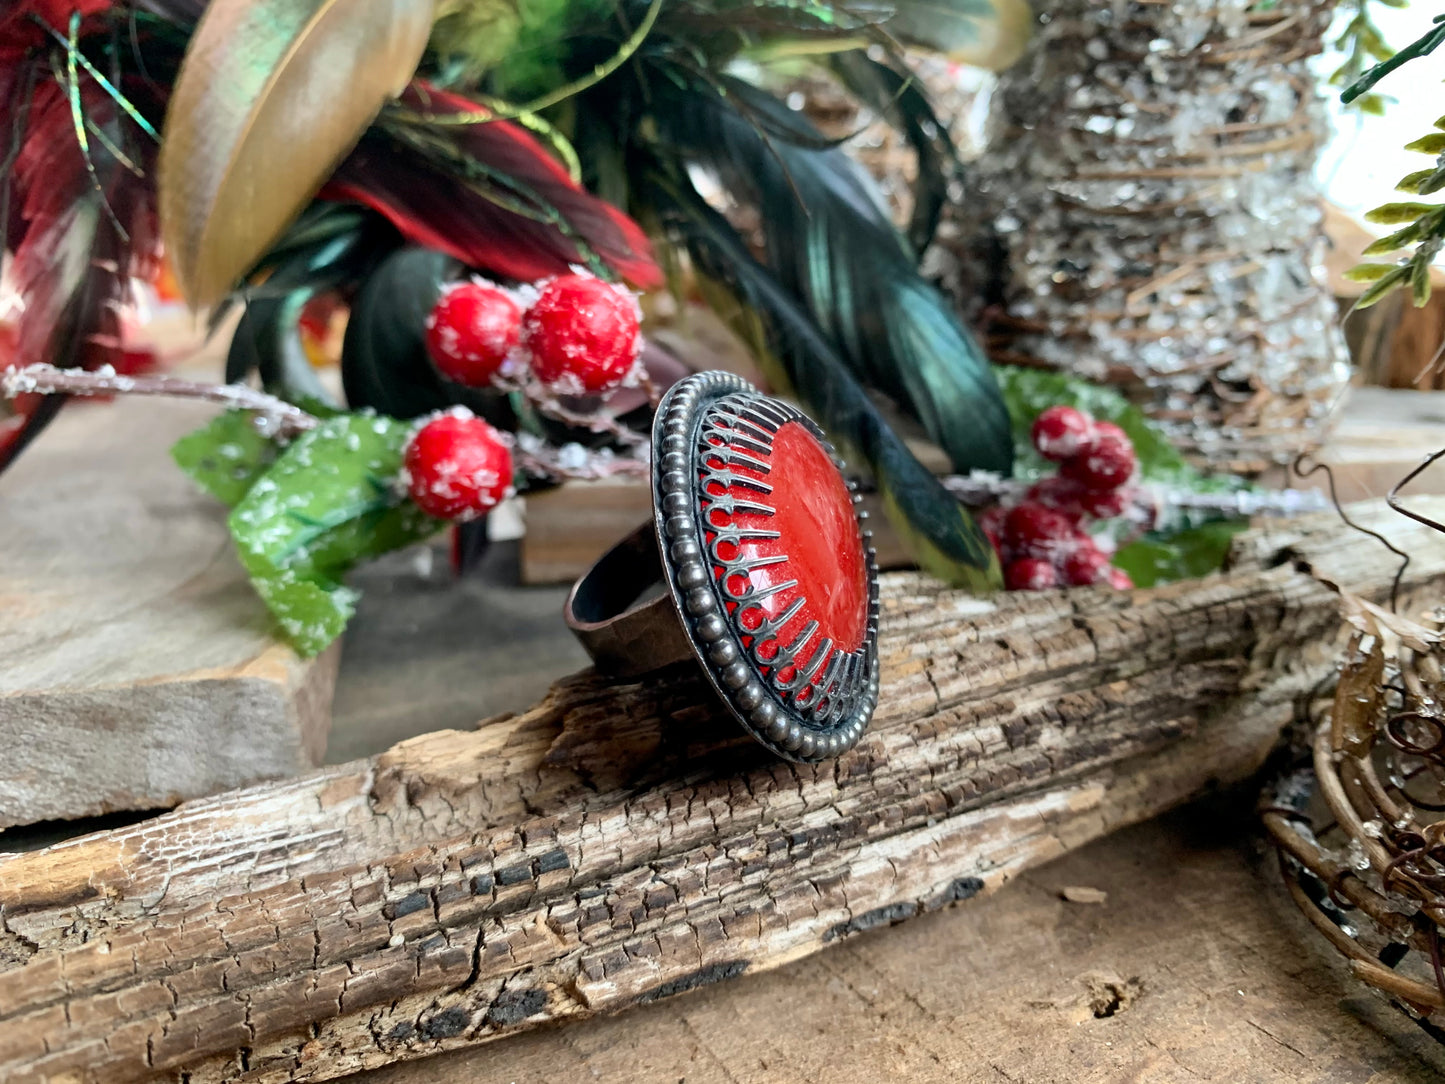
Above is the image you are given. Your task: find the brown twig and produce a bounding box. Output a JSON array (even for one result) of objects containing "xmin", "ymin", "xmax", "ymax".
[
  {"xmin": 1, "ymin": 363, "xmax": 319, "ymax": 438},
  {"xmin": 513, "ymin": 436, "xmax": 650, "ymax": 483},
  {"xmin": 523, "ymin": 390, "xmax": 650, "ymax": 447},
  {"xmin": 2, "ymin": 363, "xmax": 652, "ymax": 484}
]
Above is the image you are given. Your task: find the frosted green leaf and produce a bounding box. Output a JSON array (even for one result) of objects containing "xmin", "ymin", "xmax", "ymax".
[
  {"xmin": 1113, "ymin": 521, "xmax": 1247, "ymax": 589},
  {"xmin": 171, "ymin": 409, "xmax": 278, "ymax": 506},
  {"xmin": 227, "ymin": 412, "xmax": 442, "ymax": 656}
]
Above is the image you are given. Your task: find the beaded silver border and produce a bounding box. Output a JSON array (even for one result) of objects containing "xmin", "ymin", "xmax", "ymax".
[{"xmin": 652, "ymin": 371, "xmax": 880, "ymax": 762}]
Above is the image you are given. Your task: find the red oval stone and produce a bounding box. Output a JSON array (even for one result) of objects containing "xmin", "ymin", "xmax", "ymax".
[{"xmin": 700, "ymin": 418, "xmax": 867, "ymax": 701}]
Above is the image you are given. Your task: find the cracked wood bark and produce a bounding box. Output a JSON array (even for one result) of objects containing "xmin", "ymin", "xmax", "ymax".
[{"xmin": 1, "ymin": 499, "xmax": 1443, "ymax": 1084}]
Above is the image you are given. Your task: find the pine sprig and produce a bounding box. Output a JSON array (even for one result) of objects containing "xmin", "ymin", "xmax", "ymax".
[
  {"xmin": 1341, "ymin": 11, "xmax": 1445, "ymax": 105},
  {"xmin": 1341, "ymin": 14, "xmax": 1445, "ymax": 309},
  {"xmin": 1327, "ymin": 0, "xmax": 1403, "ymax": 116},
  {"xmin": 1345, "ymin": 145, "xmax": 1445, "ymax": 309}
]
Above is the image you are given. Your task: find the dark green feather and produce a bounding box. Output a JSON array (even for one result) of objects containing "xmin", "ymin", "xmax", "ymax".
[
  {"xmin": 825, "ymin": 50, "xmax": 954, "ymax": 254},
  {"xmin": 646, "ymin": 171, "xmax": 1000, "ymax": 590},
  {"xmin": 225, "ymin": 291, "xmax": 337, "ymax": 409},
  {"xmin": 643, "ymin": 71, "xmax": 1012, "ymax": 476},
  {"xmin": 223, "ymin": 204, "xmax": 396, "ymax": 404},
  {"xmin": 340, "ymin": 246, "xmax": 515, "ymax": 426}
]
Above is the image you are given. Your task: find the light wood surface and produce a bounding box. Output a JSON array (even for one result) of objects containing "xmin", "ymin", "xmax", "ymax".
[
  {"xmin": 0, "ymin": 395, "xmax": 337, "ymax": 830},
  {"xmin": 2, "ymin": 500, "xmax": 1443, "ymax": 1081}
]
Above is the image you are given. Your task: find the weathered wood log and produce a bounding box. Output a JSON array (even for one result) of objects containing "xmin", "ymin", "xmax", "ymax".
[{"xmin": 1, "ymin": 500, "xmax": 1443, "ymax": 1083}]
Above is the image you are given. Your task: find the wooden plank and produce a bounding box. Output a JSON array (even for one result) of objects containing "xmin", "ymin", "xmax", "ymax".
[
  {"xmin": 0, "ymin": 499, "xmax": 1442, "ymax": 1082},
  {"xmin": 0, "ymin": 396, "xmax": 338, "ymax": 830},
  {"xmin": 1280, "ymin": 386, "xmax": 1445, "ymax": 503}
]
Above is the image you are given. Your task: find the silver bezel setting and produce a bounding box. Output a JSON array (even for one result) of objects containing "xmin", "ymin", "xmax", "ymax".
[{"xmin": 652, "ymin": 371, "xmax": 880, "ymax": 762}]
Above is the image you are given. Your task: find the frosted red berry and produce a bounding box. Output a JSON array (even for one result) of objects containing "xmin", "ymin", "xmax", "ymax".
[
  {"xmin": 1061, "ymin": 546, "xmax": 1111, "ymax": 587},
  {"xmin": 1080, "ymin": 485, "xmax": 1131, "ymax": 520},
  {"xmin": 1091, "ymin": 420, "xmax": 1128, "ymax": 445},
  {"xmin": 404, "ymin": 412, "xmax": 513, "ymax": 521},
  {"xmin": 522, "ymin": 274, "xmax": 641, "ymax": 394},
  {"xmin": 1032, "ymin": 405, "xmax": 1095, "ymax": 462},
  {"xmin": 1063, "ymin": 428, "xmax": 1136, "ymax": 491},
  {"xmin": 1005, "ymin": 558, "xmax": 1058, "ymax": 591},
  {"xmin": 425, "ymin": 282, "xmax": 522, "ymax": 388},
  {"xmin": 977, "ymin": 505, "xmax": 1006, "ymax": 557},
  {"xmin": 1026, "ymin": 476, "xmax": 1087, "ymax": 523},
  {"xmin": 1004, "ymin": 502, "xmax": 1077, "ymax": 560},
  {"xmin": 1106, "ymin": 567, "xmax": 1135, "ymax": 590}
]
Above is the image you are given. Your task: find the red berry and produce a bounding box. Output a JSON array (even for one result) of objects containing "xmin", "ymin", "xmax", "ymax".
[
  {"xmin": 1080, "ymin": 485, "xmax": 1131, "ymax": 520},
  {"xmin": 1090, "ymin": 420, "xmax": 1128, "ymax": 446},
  {"xmin": 1031, "ymin": 405, "xmax": 1095, "ymax": 462},
  {"xmin": 1004, "ymin": 502, "xmax": 1077, "ymax": 560},
  {"xmin": 1062, "ymin": 429, "xmax": 1137, "ymax": 491},
  {"xmin": 1005, "ymin": 557, "xmax": 1058, "ymax": 591},
  {"xmin": 1060, "ymin": 546, "xmax": 1111, "ymax": 587},
  {"xmin": 522, "ymin": 274, "xmax": 641, "ymax": 394},
  {"xmin": 977, "ymin": 505, "xmax": 1007, "ymax": 557},
  {"xmin": 425, "ymin": 282, "xmax": 522, "ymax": 387},
  {"xmin": 1026, "ymin": 476, "xmax": 1087, "ymax": 523},
  {"xmin": 1106, "ymin": 567, "xmax": 1134, "ymax": 590},
  {"xmin": 404, "ymin": 411, "xmax": 513, "ymax": 521}
]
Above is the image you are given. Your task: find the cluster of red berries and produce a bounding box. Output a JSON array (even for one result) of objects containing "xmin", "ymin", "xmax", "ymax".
[
  {"xmin": 980, "ymin": 405, "xmax": 1139, "ymax": 592},
  {"xmin": 403, "ymin": 409, "xmax": 513, "ymax": 522},
  {"xmin": 424, "ymin": 272, "xmax": 642, "ymax": 397}
]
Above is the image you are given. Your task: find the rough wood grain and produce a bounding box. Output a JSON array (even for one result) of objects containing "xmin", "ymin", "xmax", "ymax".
[
  {"xmin": 1, "ymin": 500, "xmax": 1443, "ymax": 1083},
  {"xmin": 0, "ymin": 396, "xmax": 338, "ymax": 830},
  {"xmin": 348, "ymin": 805, "xmax": 1445, "ymax": 1084}
]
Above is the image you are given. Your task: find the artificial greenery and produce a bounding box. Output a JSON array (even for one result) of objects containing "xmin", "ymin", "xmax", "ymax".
[
  {"xmin": 996, "ymin": 366, "xmax": 1250, "ymax": 586},
  {"xmin": 1328, "ymin": 0, "xmax": 1405, "ymax": 117},
  {"xmin": 174, "ymin": 412, "xmax": 442, "ymax": 656},
  {"xmin": 1341, "ymin": 12, "xmax": 1445, "ymax": 308}
]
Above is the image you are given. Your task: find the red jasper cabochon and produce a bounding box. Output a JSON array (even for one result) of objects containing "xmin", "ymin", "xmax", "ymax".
[{"xmin": 698, "ymin": 407, "xmax": 869, "ymax": 707}]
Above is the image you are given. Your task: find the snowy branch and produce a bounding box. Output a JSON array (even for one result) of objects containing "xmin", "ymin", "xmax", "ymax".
[{"xmin": 1, "ymin": 364, "xmax": 319, "ymax": 439}]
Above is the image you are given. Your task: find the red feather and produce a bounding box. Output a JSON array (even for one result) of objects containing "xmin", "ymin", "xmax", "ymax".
[
  {"xmin": 0, "ymin": 68, "xmax": 156, "ymax": 472},
  {"xmin": 322, "ymin": 84, "xmax": 661, "ymax": 290},
  {"xmin": 0, "ymin": 1, "xmax": 112, "ymax": 60}
]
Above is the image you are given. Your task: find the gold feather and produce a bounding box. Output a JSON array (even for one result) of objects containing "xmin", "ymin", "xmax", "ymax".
[
  {"xmin": 886, "ymin": 0, "xmax": 1034, "ymax": 72},
  {"xmin": 159, "ymin": 0, "xmax": 436, "ymax": 308}
]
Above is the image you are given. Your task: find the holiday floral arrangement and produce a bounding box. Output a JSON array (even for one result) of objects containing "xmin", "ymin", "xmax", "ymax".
[{"xmin": 0, "ymin": 0, "xmax": 1323, "ymax": 658}]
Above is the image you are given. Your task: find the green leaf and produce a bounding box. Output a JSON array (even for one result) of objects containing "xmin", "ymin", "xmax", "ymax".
[
  {"xmin": 1405, "ymin": 133, "xmax": 1445, "ymax": 154},
  {"xmin": 1356, "ymin": 93, "xmax": 1388, "ymax": 116},
  {"xmin": 228, "ymin": 412, "xmax": 442, "ymax": 655},
  {"xmin": 1364, "ymin": 201, "xmax": 1438, "ymax": 225},
  {"xmin": 994, "ymin": 365, "xmax": 1209, "ymax": 488},
  {"xmin": 1357, "ymin": 265, "xmax": 1410, "ymax": 308},
  {"xmin": 1343, "ymin": 262, "xmax": 1399, "ymax": 282},
  {"xmin": 171, "ymin": 409, "xmax": 279, "ymax": 506},
  {"xmin": 1113, "ymin": 520, "xmax": 1247, "ymax": 589},
  {"xmin": 1397, "ymin": 169, "xmax": 1437, "ymax": 193},
  {"xmin": 1363, "ymin": 223, "xmax": 1423, "ymax": 255},
  {"xmin": 1412, "ymin": 257, "xmax": 1434, "ymax": 307}
]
